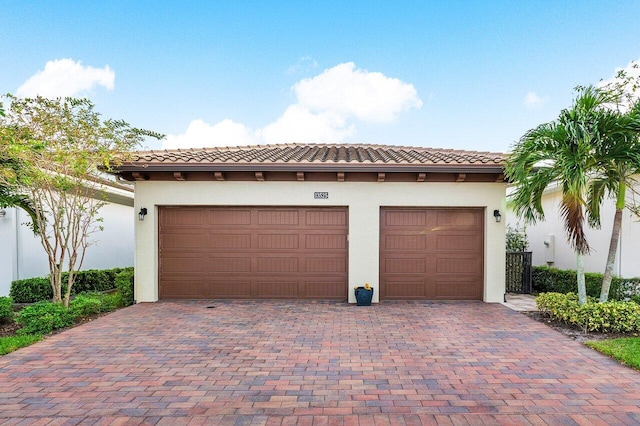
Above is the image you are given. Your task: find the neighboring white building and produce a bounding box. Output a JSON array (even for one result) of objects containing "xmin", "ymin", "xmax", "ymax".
[
  {"xmin": 507, "ymin": 181, "xmax": 640, "ymax": 278},
  {"xmin": 0, "ymin": 183, "xmax": 136, "ymax": 296},
  {"xmin": 113, "ymin": 143, "xmax": 508, "ymax": 304}
]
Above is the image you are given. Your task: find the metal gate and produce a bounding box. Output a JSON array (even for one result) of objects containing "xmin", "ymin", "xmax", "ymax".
[{"xmin": 506, "ymin": 251, "xmax": 532, "ymax": 294}]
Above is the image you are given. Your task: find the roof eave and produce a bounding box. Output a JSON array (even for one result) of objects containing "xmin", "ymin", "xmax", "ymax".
[{"xmin": 113, "ymin": 163, "xmax": 505, "ymax": 174}]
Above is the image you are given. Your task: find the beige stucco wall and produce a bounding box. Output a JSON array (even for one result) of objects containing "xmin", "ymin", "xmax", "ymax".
[
  {"xmin": 133, "ymin": 180, "xmax": 506, "ymax": 303},
  {"xmin": 508, "ymin": 181, "xmax": 640, "ymax": 278}
]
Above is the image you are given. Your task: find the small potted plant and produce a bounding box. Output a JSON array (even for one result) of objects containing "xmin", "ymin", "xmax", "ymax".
[{"xmin": 354, "ymin": 283, "xmax": 374, "ymax": 306}]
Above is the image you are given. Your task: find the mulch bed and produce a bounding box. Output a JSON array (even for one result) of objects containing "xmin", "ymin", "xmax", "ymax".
[
  {"xmin": 523, "ymin": 311, "xmax": 639, "ymax": 343},
  {"xmin": 0, "ymin": 322, "xmax": 21, "ymax": 338}
]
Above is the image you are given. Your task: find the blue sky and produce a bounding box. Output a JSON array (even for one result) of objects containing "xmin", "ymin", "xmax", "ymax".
[{"xmin": 1, "ymin": 1, "xmax": 640, "ymax": 153}]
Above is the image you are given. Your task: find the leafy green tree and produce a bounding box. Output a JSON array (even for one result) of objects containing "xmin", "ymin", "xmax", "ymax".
[
  {"xmin": 506, "ymin": 87, "xmax": 608, "ymax": 305},
  {"xmin": 0, "ymin": 122, "xmax": 40, "ymax": 226},
  {"xmin": 0, "ymin": 95, "xmax": 162, "ymax": 307}
]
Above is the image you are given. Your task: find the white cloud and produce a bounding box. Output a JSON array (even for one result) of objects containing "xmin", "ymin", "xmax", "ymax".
[
  {"xmin": 163, "ymin": 62, "xmax": 421, "ymax": 149},
  {"xmin": 523, "ymin": 91, "xmax": 547, "ymax": 109},
  {"xmin": 259, "ymin": 105, "xmax": 355, "ymax": 144},
  {"xmin": 294, "ymin": 62, "xmax": 422, "ymax": 123},
  {"xmin": 16, "ymin": 59, "xmax": 115, "ymax": 98},
  {"xmin": 163, "ymin": 119, "xmax": 255, "ymax": 149}
]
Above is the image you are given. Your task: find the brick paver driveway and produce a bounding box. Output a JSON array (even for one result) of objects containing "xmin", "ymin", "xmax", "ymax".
[{"xmin": 2, "ymin": 301, "xmax": 640, "ymax": 425}]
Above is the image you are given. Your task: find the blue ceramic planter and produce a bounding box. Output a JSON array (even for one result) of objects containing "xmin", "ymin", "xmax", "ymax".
[{"xmin": 354, "ymin": 287, "xmax": 374, "ymax": 306}]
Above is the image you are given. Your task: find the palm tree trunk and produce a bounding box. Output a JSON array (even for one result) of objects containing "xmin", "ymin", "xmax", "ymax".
[
  {"xmin": 599, "ymin": 208, "xmax": 622, "ymax": 302},
  {"xmin": 577, "ymin": 252, "xmax": 587, "ymax": 305},
  {"xmin": 600, "ymin": 182, "xmax": 626, "ymax": 302}
]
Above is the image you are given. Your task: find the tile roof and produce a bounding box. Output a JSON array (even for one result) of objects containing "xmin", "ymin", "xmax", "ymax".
[{"xmin": 122, "ymin": 144, "xmax": 504, "ymax": 170}]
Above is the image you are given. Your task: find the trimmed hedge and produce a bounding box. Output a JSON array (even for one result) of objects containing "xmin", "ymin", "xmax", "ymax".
[
  {"xmin": 532, "ymin": 266, "xmax": 640, "ymax": 301},
  {"xmin": 115, "ymin": 269, "xmax": 134, "ymax": 307},
  {"xmin": 536, "ymin": 292, "xmax": 640, "ymax": 333},
  {"xmin": 10, "ymin": 267, "xmax": 134, "ymax": 303},
  {"xmin": 0, "ymin": 297, "xmax": 13, "ymax": 324}
]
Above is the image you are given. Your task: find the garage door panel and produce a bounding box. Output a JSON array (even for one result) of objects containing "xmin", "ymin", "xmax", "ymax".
[
  {"xmin": 436, "ymin": 257, "xmax": 481, "ymax": 274},
  {"xmin": 210, "ymin": 234, "xmax": 252, "ymax": 249},
  {"xmin": 258, "ymin": 209, "xmax": 299, "ymax": 225},
  {"xmin": 305, "ymin": 234, "xmax": 346, "ymax": 249},
  {"xmin": 305, "ymin": 281, "xmax": 346, "ymax": 298},
  {"xmin": 210, "ymin": 257, "xmax": 251, "ymax": 272},
  {"xmin": 435, "ymin": 280, "xmax": 481, "ymax": 299},
  {"xmin": 380, "ymin": 208, "xmax": 484, "ymax": 300},
  {"xmin": 305, "ymin": 257, "xmax": 346, "ymax": 273},
  {"xmin": 305, "ymin": 210, "xmax": 347, "ymax": 226},
  {"xmin": 435, "ymin": 234, "xmax": 482, "ymax": 251},
  {"xmin": 162, "ymin": 233, "xmax": 208, "ymax": 249},
  {"xmin": 384, "ymin": 234, "xmax": 427, "ymax": 250},
  {"xmin": 258, "ymin": 257, "xmax": 299, "ymax": 272},
  {"xmin": 258, "ymin": 234, "xmax": 299, "ymax": 249},
  {"xmin": 162, "ymin": 255, "xmax": 207, "ymax": 273},
  {"xmin": 161, "ymin": 279, "xmax": 206, "ymax": 298},
  {"xmin": 384, "ymin": 210, "xmax": 426, "ymax": 226},
  {"xmin": 384, "ymin": 258, "xmax": 426, "ymax": 273},
  {"xmin": 256, "ymin": 281, "xmax": 298, "ymax": 297},
  {"xmin": 436, "ymin": 210, "xmax": 481, "ymax": 228},
  {"xmin": 160, "ymin": 207, "xmax": 348, "ymax": 299},
  {"xmin": 384, "ymin": 281, "xmax": 426, "ymax": 298},
  {"xmin": 163, "ymin": 208, "xmax": 207, "ymax": 226},
  {"xmin": 210, "ymin": 281, "xmax": 252, "ymax": 297},
  {"xmin": 209, "ymin": 209, "xmax": 252, "ymax": 225}
]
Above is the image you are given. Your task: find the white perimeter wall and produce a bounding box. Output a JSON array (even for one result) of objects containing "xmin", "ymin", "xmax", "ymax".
[
  {"xmin": 134, "ymin": 180, "xmax": 506, "ymax": 303},
  {"xmin": 0, "ymin": 202, "xmax": 135, "ymax": 296},
  {"xmin": 507, "ymin": 184, "xmax": 640, "ymax": 278}
]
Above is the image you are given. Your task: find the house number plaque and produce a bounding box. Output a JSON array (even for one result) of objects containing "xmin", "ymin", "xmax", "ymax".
[{"xmin": 314, "ymin": 192, "xmax": 329, "ymax": 199}]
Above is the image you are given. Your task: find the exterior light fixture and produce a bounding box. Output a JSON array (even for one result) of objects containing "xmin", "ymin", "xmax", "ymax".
[
  {"xmin": 0, "ymin": 209, "xmax": 6, "ymax": 218},
  {"xmin": 138, "ymin": 208, "xmax": 148, "ymax": 221},
  {"xmin": 493, "ymin": 209, "xmax": 502, "ymax": 223}
]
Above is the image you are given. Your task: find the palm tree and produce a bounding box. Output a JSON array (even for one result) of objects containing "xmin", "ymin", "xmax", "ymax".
[
  {"xmin": 585, "ymin": 89, "xmax": 640, "ymax": 301},
  {"xmin": 506, "ymin": 87, "xmax": 610, "ymax": 305}
]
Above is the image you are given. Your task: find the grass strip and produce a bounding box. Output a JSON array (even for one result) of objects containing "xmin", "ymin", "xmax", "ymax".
[
  {"xmin": 586, "ymin": 337, "xmax": 640, "ymax": 370},
  {"xmin": 0, "ymin": 334, "xmax": 42, "ymax": 355}
]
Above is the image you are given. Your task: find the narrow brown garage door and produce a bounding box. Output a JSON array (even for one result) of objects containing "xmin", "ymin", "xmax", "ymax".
[
  {"xmin": 159, "ymin": 206, "xmax": 348, "ymax": 299},
  {"xmin": 380, "ymin": 208, "xmax": 484, "ymax": 300}
]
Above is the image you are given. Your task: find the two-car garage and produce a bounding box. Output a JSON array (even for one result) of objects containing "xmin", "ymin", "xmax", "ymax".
[
  {"xmin": 158, "ymin": 206, "xmax": 484, "ymax": 301},
  {"xmin": 117, "ymin": 144, "xmax": 506, "ymax": 303}
]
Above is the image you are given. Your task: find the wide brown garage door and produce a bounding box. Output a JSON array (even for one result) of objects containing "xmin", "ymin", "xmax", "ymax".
[
  {"xmin": 380, "ymin": 208, "xmax": 484, "ymax": 300},
  {"xmin": 159, "ymin": 206, "xmax": 348, "ymax": 299}
]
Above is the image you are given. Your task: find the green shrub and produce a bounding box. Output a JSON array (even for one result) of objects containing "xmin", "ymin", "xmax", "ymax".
[
  {"xmin": 0, "ymin": 296, "xmax": 14, "ymax": 324},
  {"xmin": 115, "ymin": 269, "xmax": 134, "ymax": 307},
  {"xmin": 69, "ymin": 292, "xmax": 120, "ymax": 317},
  {"xmin": 69, "ymin": 293, "xmax": 103, "ymax": 318},
  {"xmin": 10, "ymin": 267, "xmax": 134, "ymax": 303},
  {"xmin": 532, "ymin": 266, "xmax": 639, "ymax": 301},
  {"xmin": 9, "ymin": 277, "xmax": 52, "ymax": 304},
  {"xmin": 536, "ymin": 292, "xmax": 640, "ymax": 333},
  {"xmin": 16, "ymin": 301, "xmax": 75, "ymax": 335}
]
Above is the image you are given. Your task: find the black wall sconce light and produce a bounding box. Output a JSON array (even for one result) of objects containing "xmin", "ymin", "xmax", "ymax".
[
  {"xmin": 493, "ymin": 209, "xmax": 502, "ymax": 223},
  {"xmin": 138, "ymin": 208, "xmax": 148, "ymax": 221}
]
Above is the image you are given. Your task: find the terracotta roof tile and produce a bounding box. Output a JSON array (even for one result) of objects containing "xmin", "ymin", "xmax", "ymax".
[{"xmin": 125, "ymin": 143, "xmax": 504, "ymax": 168}]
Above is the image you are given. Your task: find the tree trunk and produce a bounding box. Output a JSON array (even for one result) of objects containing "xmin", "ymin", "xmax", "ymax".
[
  {"xmin": 577, "ymin": 252, "xmax": 587, "ymax": 305},
  {"xmin": 600, "ymin": 182, "xmax": 626, "ymax": 302},
  {"xmin": 600, "ymin": 209, "xmax": 622, "ymax": 302}
]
